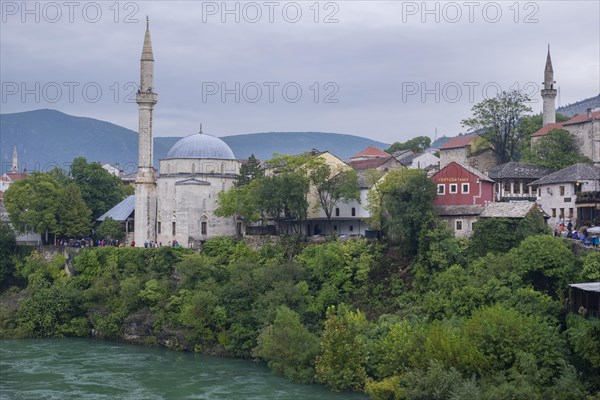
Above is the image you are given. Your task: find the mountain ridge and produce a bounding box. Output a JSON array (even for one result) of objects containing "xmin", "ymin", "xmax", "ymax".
[{"xmin": 0, "ymin": 109, "xmax": 390, "ymax": 173}]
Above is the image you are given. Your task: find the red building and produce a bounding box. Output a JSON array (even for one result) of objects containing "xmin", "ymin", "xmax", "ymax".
[{"xmin": 431, "ymin": 162, "xmax": 494, "ymax": 206}]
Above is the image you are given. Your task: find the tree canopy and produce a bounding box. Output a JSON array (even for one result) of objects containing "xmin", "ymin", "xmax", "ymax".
[
  {"xmin": 385, "ymin": 136, "xmax": 432, "ymax": 154},
  {"xmin": 522, "ymin": 128, "xmax": 591, "ymax": 169},
  {"xmin": 462, "ymin": 90, "xmax": 532, "ymax": 163}
]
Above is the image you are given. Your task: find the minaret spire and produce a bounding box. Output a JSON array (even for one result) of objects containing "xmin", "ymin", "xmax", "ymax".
[
  {"xmin": 541, "ymin": 44, "xmax": 557, "ymax": 126},
  {"xmin": 135, "ymin": 18, "xmax": 158, "ymax": 246}
]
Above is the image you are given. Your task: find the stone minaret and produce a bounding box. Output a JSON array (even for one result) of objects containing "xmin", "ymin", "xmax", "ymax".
[
  {"xmin": 134, "ymin": 17, "xmax": 158, "ymax": 246},
  {"xmin": 541, "ymin": 45, "xmax": 557, "ymax": 126},
  {"xmin": 11, "ymin": 145, "xmax": 18, "ymax": 172}
]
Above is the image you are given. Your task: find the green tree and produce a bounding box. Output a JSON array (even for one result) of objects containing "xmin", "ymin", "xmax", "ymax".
[
  {"xmin": 316, "ymin": 304, "xmax": 370, "ymax": 392},
  {"xmin": 308, "ymin": 161, "xmax": 361, "ymax": 233},
  {"xmin": 517, "ymin": 113, "xmax": 570, "ymax": 138},
  {"xmin": 236, "ymin": 154, "xmax": 263, "ymax": 187},
  {"xmin": 469, "ymin": 208, "xmax": 549, "ymax": 257},
  {"xmin": 364, "ymin": 169, "xmax": 386, "ymax": 231},
  {"xmin": 70, "ymin": 157, "xmax": 125, "ymax": 219},
  {"xmin": 215, "ymin": 182, "xmax": 260, "ymax": 225},
  {"xmin": 253, "ymin": 305, "xmax": 319, "ymax": 383},
  {"xmin": 462, "ymin": 90, "xmax": 532, "ymax": 163},
  {"xmin": 96, "ymin": 217, "xmax": 125, "ymax": 241},
  {"xmin": 256, "ymin": 173, "xmax": 309, "ymax": 234},
  {"xmin": 522, "ymin": 128, "xmax": 591, "ymax": 169},
  {"xmin": 3, "ymin": 172, "xmax": 61, "ymax": 244},
  {"xmin": 0, "ymin": 223, "xmax": 17, "ymax": 286},
  {"xmin": 55, "ymin": 183, "xmax": 92, "ymax": 238},
  {"xmin": 385, "ymin": 136, "xmax": 432, "ymax": 154},
  {"xmin": 379, "ymin": 169, "xmax": 437, "ymax": 256}
]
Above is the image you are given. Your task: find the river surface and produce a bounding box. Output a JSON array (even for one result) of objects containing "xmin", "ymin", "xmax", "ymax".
[{"xmin": 0, "ymin": 339, "xmax": 368, "ymax": 400}]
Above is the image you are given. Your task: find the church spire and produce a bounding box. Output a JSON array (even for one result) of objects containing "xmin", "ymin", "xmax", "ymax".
[
  {"xmin": 11, "ymin": 145, "xmax": 18, "ymax": 172},
  {"xmin": 541, "ymin": 44, "xmax": 557, "ymax": 126}
]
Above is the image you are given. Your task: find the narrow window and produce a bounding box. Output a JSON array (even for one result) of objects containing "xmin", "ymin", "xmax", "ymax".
[
  {"xmin": 569, "ymin": 208, "xmax": 573, "ymax": 218},
  {"xmin": 437, "ymin": 184, "xmax": 445, "ymax": 195},
  {"xmin": 456, "ymin": 220, "xmax": 463, "ymax": 230},
  {"xmin": 560, "ymin": 208, "xmax": 564, "ymax": 218},
  {"xmin": 461, "ymin": 183, "xmax": 469, "ymax": 194},
  {"xmin": 552, "ymin": 208, "xmax": 556, "ymax": 218},
  {"xmin": 172, "ymin": 222, "xmax": 176, "ymax": 236},
  {"xmin": 351, "ymin": 207, "xmax": 356, "ymax": 216},
  {"xmin": 333, "ymin": 225, "xmax": 338, "ymax": 231},
  {"xmin": 449, "ymin": 184, "xmax": 458, "ymax": 194},
  {"xmin": 335, "ymin": 208, "xmax": 340, "ymax": 216},
  {"xmin": 201, "ymin": 221, "xmax": 207, "ymax": 235},
  {"xmin": 349, "ymin": 225, "xmax": 354, "ymax": 232},
  {"xmin": 514, "ymin": 182, "xmax": 521, "ymax": 194},
  {"xmin": 157, "ymin": 221, "xmax": 161, "ymax": 234},
  {"xmin": 503, "ymin": 182, "xmax": 511, "ymax": 193},
  {"xmin": 559, "ymin": 186, "xmax": 565, "ymax": 196}
]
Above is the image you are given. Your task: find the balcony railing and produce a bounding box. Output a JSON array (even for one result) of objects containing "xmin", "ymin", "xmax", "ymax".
[{"xmin": 576, "ymin": 191, "xmax": 600, "ymax": 204}]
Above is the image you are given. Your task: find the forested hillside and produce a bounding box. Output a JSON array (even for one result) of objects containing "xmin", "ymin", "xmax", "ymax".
[{"xmin": 1, "ymin": 222, "xmax": 598, "ymax": 399}]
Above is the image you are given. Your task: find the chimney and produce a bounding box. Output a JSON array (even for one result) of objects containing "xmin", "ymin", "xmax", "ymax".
[{"xmin": 587, "ymin": 108, "xmax": 592, "ymax": 119}]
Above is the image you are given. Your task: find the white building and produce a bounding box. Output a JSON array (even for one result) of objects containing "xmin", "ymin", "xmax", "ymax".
[
  {"xmin": 101, "ymin": 20, "xmax": 240, "ymax": 247},
  {"xmin": 529, "ymin": 163, "xmax": 600, "ymax": 228}
]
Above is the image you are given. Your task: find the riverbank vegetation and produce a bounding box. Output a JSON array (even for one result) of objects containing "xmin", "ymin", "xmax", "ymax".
[{"xmin": 1, "ymin": 217, "xmax": 599, "ymax": 399}]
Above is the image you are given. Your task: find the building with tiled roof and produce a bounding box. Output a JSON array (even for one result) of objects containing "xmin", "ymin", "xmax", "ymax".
[
  {"xmin": 348, "ymin": 155, "xmax": 403, "ymax": 172},
  {"xmin": 350, "ymin": 145, "xmax": 389, "ymax": 161},
  {"xmin": 431, "ymin": 161, "xmax": 495, "ymax": 208},
  {"xmin": 532, "ymin": 46, "xmax": 600, "ymax": 165},
  {"xmin": 396, "ymin": 151, "xmax": 440, "ymax": 170},
  {"xmin": 479, "ymin": 202, "xmax": 540, "ymax": 219},
  {"xmin": 436, "ymin": 204, "xmax": 484, "ymax": 237},
  {"xmin": 529, "ymin": 163, "xmax": 600, "ymax": 227},
  {"xmin": 439, "ymin": 134, "xmax": 499, "ymax": 173},
  {"xmin": 439, "ymin": 135, "xmax": 478, "ymax": 150},
  {"xmin": 488, "ymin": 162, "xmax": 551, "ymax": 202}
]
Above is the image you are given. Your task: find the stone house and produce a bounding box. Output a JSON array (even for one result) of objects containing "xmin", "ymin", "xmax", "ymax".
[
  {"xmin": 348, "ymin": 155, "xmax": 404, "ymax": 172},
  {"xmin": 439, "ymin": 134, "xmax": 499, "ymax": 173},
  {"xmin": 488, "ymin": 162, "xmax": 551, "ymax": 202},
  {"xmin": 531, "ymin": 109, "xmax": 600, "ymax": 166},
  {"xmin": 396, "ymin": 151, "xmax": 440, "ymax": 170},
  {"xmin": 436, "ymin": 204, "xmax": 483, "ymax": 237},
  {"xmin": 529, "ymin": 163, "xmax": 600, "ymax": 227}
]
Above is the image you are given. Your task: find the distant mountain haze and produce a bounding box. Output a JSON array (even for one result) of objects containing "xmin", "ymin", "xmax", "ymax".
[{"xmin": 0, "ymin": 109, "xmax": 390, "ymax": 174}]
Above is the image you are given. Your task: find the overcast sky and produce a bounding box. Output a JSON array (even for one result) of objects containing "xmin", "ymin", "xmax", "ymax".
[{"xmin": 1, "ymin": 0, "xmax": 599, "ymax": 144}]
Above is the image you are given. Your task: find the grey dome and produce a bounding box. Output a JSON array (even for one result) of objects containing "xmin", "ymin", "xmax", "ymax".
[{"xmin": 166, "ymin": 133, "xmax": 235, "ymax": 160}]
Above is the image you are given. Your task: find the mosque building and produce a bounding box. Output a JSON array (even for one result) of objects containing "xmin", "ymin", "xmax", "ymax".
[{"xmin": 101, "ymin": 19, "xmax": 240, "ymax": 247}]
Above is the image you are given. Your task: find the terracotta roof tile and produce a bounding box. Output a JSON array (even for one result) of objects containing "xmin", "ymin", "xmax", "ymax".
[
  {"xmin": 531, "ymin": 110, "xmax": 600, "ymax": 137},
  {"xmin": 350, "ymin": 145, "xmax": 389, "ymax": 159},
  {"xmin": 349, "ymin": 156, "xmax": 394, "ymax": 170},
  {"xmin": 530, "ymin": 121, "xmax": 567, "ymax": 137},
  {"xmin": 439, "ymin": 135, "xmax": 477, "ymax": 150}
]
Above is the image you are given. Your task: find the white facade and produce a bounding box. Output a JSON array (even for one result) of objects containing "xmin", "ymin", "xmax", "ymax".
[
  {"xmin": 405, "ymin": 152, "xmax": 440, "ymax": 170},
  {"xmin": 534, "ymin": 179, "xmax": 600, "ymax": 227},
  {"xmin": 306, "ymin": 188, "xmax": 370, "ymax": 236},
  {"xmin": 155, "ymin": 157, "xmax": 240, "ymax": 247}
]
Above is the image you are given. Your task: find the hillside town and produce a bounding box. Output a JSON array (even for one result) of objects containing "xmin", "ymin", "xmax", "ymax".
[
  {"xmin": 2, "ymin": 10, "xmax": 600, "ymax": 400},
  {"xmin": 1, "ymin": 28, "xmax": 599, "ymax": 248}
]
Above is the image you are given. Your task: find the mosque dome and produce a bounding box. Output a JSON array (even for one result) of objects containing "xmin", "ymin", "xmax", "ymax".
[{"xmin": 166, "ymin": 132, "xmax": 235, "ymax": 160}]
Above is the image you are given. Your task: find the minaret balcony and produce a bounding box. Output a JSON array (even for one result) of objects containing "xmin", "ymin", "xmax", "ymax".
[{"xmin": 136, "ymin": 92, "xmax": 158, "ymax": 104}]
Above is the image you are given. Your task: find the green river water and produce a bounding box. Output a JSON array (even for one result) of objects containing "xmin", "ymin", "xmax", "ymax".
[{"xmin": 0, "ymin": 339, "xmax": 368, "ymax": 400}]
